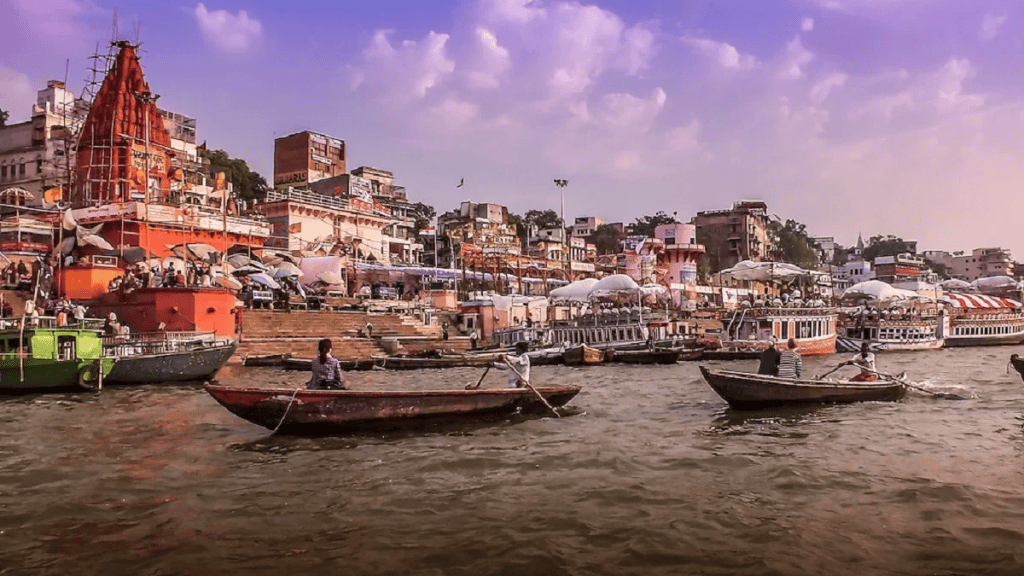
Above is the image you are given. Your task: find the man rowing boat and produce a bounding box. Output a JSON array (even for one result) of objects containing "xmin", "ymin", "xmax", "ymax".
[{"xmin": 841, "ymin": 342, "xmax": 877, "ymax": 382}]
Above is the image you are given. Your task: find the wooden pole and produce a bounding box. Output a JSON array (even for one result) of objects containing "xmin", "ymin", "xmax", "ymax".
[{"xmin": 503, "ymin": 357, "xmax": 560, "ymax": 417}]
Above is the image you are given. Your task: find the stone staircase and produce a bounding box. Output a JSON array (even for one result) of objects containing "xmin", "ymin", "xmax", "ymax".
[{"xmin": 237, "ymin": 309, "xmax": 455, "ymax": 361}]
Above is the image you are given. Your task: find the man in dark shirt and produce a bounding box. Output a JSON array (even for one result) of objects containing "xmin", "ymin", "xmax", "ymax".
[{"xmin": 758, "ymin": 338, "xmax": 781, "ymax": 376}]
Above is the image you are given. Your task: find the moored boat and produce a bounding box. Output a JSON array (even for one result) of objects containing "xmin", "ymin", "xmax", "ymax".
[
  {"xmin": 0, "ymin": 319, "xmax": 115, "ymax": 391},
  {"xmin": 699, "ymin": 366, "xmax": 907, "ymax": 409},
  {"xmin": 242, "ymin": 353, "xmax": 292, "ymax": 367},
  {"xmin": 605, "ymin": 348, "xmax": 680, "ymax": 364},
  {"xmin": 1010, "ymin": 354, "xmax": 1024, "ymax": 383},
  {"xmin": 836, "ymin": 310, "xmax": 945, "ymax": 353},
  {"xmin": 563, "ymin": 344, "xmax": 604, "ymax": 366},
  {"xmin": 719, "ymin": 305, "xmax": 837, "ymax": 356},
  {"xmin": 204, "ymin": 383, "xmax": 582, "ymax": 433},
  {"xmin": 373, "ymin": 354, "xmax": 498, "ymax": 370},
  {"xmin": 102, "ymin": 331, "xmax": 237, "ymax": 384},
  {"xmin": 940, "ymin": 294, "xmax": 1024, "ymax": 347}
]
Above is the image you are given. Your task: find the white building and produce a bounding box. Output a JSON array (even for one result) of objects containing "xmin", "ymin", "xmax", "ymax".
[{"xmin": 832, "ymin": 259, "xmax": 874, "ymax": 291}]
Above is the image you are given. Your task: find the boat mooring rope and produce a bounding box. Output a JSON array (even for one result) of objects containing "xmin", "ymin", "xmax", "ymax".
[{"xmin": 272, "ymin": 387, "xmax": 302, "ymax": 435}]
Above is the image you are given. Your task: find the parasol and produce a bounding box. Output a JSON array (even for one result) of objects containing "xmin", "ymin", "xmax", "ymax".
[
  {"xmin": 248, "ymin": 272, "xmax": 280, "ymax": 290},
  {"xmin": 317, "ymin": 270, "xmax": 344, "ymax": 285}
]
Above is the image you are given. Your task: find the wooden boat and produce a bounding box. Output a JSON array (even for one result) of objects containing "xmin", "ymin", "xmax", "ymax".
[
  {"xmin": 525, "ymin": 347, "xmax": 564, "ymax": 366},
  {"xmin": 1010, "ymin": 354, "xmax": 1024, "ymax": 382},
  {"xmin": 0, "ymin": 320, "xmax": 115, "ymax": 391},
  {"xmin": 701, "ymin": 348, "xmax": 762, "ymax": 360},
  {"xmin": 242, "ymin": 353, "xmax": 292, "ymax": 367},
  {"xmin": 605, "ymin": 348, "xmax": 680, "ymax": 364},
  {"xmin": 941, "ymin": 294, "xmax": 1024, "ymax": 347},
  {"xmin": 373, "ymin": 354, "xmax": 497, "ymax": 370},
  {"xmin": 204, "ymin": 382, "xmax": 582, "ymax": 433},
  {"xmin": 719, "ymin": 305, "xmax": 838, "ymax": 356},
  {"xmin": 699, "ymin": 366, "xmax": 907, "ymax": 409},
  {"xmin": 103, "ymin": 332, "xmax": 238, "ymax": 384},
  {"xmin": 675, "ymin": 347, "xmax": 705, "ymax": 361},
  {"xmin": 562, "ymin": 344, "xmax": 604, "ymax": 366}
]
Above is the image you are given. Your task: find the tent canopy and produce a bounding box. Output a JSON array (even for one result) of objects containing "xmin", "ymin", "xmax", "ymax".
[
  {"xmin": 719, "ymin": 260, "xmax": 811, "ymax": 282},
  {"xmin": 841, "ymin": 280, "xmax": 928, "ymax": 304}
]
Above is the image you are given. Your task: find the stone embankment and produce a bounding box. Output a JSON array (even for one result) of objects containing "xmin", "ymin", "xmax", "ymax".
[{"xmin": 236, "ymin": 309, "xmax": 472, "ymax": 361}]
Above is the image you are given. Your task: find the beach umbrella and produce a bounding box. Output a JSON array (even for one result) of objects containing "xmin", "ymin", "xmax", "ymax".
[
  {"xmin": 272, "ymin": 266, "xmax": 299, "ymax": 279},
  {"xmin": 841, "ymin": 280, "xmax": 924, "ymax": 305},
  {"xmin": 227, "ymin": 253, "xmax": 252, "ymax": 268},
  {"xmin": 248, "ymin": 272, "xmax": 280, "ymax": 289},
  {"xmin": 76, "ymin": 224, "xmax": 113, "ymax": 251},
  {"xmin": 231, "ymin": 264, "xmax": 265, "ymax": 276},
  {"xmin": 274, "ymin": 261, "xmax": 302, "ymax": 276},
  {"xmin": 215, "ymin": 275, "xmax": 243, "ymax": 290},
  {"xmin": 61, "ymin": 208, "xmax": 78, "ymax": 231},
  {"xmin": 317, "ymin": 270, "xmax": 344, "ymax": 285},
  {"xmin": 0, "ymin": 187, "xmax": 34, "ymax": 204},
  {"xmin": 187, "ymin": 243, "xmax": 219, "ymax": 262}
]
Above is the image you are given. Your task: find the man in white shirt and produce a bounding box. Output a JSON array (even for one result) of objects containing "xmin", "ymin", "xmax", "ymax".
[
  {"xmin": 495, "ymin": 341, "xmax": 531, "ymax": 388},
  {"xmin": 843, "ymin": 342, "xmax": 877, "ymax": 381}
]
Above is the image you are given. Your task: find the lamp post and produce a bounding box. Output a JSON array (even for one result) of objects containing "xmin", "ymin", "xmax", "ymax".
[{"xmin": 554, "ymin": 178, "xmax": 568, "ymax": 265}]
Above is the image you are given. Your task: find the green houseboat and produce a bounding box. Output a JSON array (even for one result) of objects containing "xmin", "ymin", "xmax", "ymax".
[{"xmin": 0, "ymin": 319, "xmax": 115, "ymax": 391}]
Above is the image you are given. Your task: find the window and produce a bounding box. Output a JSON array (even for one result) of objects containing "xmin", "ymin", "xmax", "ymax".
[
  {"xmin": 37, "ymin": 159, "xmax": 43, "ymax": 173},
  {"xmin": 19, "ymin": 163, "xmax": 26, "ymax": 176}
]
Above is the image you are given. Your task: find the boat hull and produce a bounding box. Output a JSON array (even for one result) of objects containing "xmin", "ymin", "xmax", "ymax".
[
  {"xmin": 699, "ymin": 366, "xmax": 906, "ymax": 409},
  {"xmin": 104, "ymin": 341, "xmax": 237, "ymax": 383},
  {"xmin": 204, "ymin": 383, "xmax": 582, "ymax": 433},
  {"xmin": 0, "ymin": 358, "xmax": 113, "ymax": 391},
  {"xmin": 836, "ymin": 336, "xmax": 944, "ymax": 353},
  {"xmin": 943, "ymin": 333, "xmax": 1024, "ymax": 347},
  {"xmin": 606, "ymin": 349, "xmax": 680, "ymax": 364},
  {"xmin": 563, "ymin": 345, "xmax": 604, "ymax": 365},
  {"xmin": 1011, "ymin": 355, "xmax": 1024, "ymax": 383}
]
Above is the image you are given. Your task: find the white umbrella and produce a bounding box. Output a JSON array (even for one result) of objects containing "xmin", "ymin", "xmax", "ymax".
[
  {"xmin": 272, "ymin": 266, "xmax": 299, "ymax": 279},
  {"xmin": 76, "ymin": 224, "xmax": 113, "ymax": 251},
  {"xmin": 940, "ymin": 278, "xmax": 974, "ymax": 292},
  {"xmin": 719, "ymin": 260, "xmax": 809, "ymax": 282},
  {"xmin": 841, "ymin": 280, "xmax": 925, "ymax": 305},
  {"xmin": 0, "ymin": 187, "xmax": 34, "ymax": 203},
  {"xmin": 227, "ymin": 254, "xmax": 252, "ymax": 268},
  {"xmin": 215, "ymin": 275, "xmax": 243, "ymax": 290},
  {"xmin": 187, "ymin": 243, "xmax": 219, "ymax": 262},
  {"xmin": 248, "ymin": 272, "xmax": 280, "ymax": 289},
  {"xmin": 549, "ymin": 278, "xmax": 599, "ymax": 301},
  {"xmin": 317, "ymin": 270, "xmax": 344, "ymax": 285},
  {"xmin": 589, "ymin": 274, "xmax": 640, "ymax": 295}
]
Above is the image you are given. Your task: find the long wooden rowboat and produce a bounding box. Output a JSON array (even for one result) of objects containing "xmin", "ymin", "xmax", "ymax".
[
  {"xmin": 606, "ymin": 348, "xmax": 680, "ymax": 364},
  {"xmin": 563, "ymin": 345, "xmax": 604, "ymax": 366},
  {"xmin": 1010, "ymin": 354, "xmax": 1024, "ymax": 382},
  {"xmin": 204, "ymin": 383, "xmax": 582, "ymax": 433},
  {"xmin": 242, "ymin": 353, "xmax": 292, "ymax": 367},
  {"xmin": 699, "ymin": 366, "xmax": 907, "ymax": 409}
]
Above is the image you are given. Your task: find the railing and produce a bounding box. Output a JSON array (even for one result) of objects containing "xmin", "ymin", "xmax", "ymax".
[
  {"xmin": 264, "ymin": 188, "xmax": 349, "ymax": 211},
  {"xmin": 0, "ymin": 317, "xmax": 106, "ymax": 331},
  {"xmin": 101, "ymin": 330, "xmax": 223, "ymax": 357}
]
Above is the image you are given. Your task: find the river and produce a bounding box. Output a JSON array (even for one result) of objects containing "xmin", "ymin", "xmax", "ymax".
[{"xmin": 2, "ymin": 348, "xmax": 1024, "ymax": 575}]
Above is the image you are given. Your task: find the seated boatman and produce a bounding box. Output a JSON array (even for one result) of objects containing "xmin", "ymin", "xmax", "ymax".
[
  {"xmin": 494, "ymin": 341, "xmax": 531, "ymax": 388},
  {"xmin": 842, "ymin": 342, "xmax": 878, "ymax": 382}
]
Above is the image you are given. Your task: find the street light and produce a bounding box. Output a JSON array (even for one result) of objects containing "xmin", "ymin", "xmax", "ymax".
[{"xmin": 554, "ymin": 179, "xmax": 568, "ymax": 263}]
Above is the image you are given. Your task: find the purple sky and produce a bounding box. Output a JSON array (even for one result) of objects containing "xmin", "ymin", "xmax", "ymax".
[{"xmin": 3, "ymin": 0, "xmax": 1024, "ymax": 258}]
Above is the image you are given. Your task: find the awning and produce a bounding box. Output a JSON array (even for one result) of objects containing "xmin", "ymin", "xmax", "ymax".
[{"xmin": 939, "ymin": 294, "xmax": 1021, "ymax": 309}]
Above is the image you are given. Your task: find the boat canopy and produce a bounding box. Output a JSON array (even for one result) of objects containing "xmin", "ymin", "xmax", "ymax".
[
  {"xmin": 939, "ymin": 294, "xmax": 1021, "ymax": 309},
  {"xmin": 841, "ymin": 280, "xmax": 928, "ymax": 304},
  {"xmin": 940, "ymin": 278, "xmax": 974, "ymax": 292},
  {"xmin": 718, "ymin": 260, "xmax": 811, "ymax": 282},
  {"xmin": 971, "ymin": 275, "xmax": 1022, "ymax": 293},
  {"xmin": 589, "ymin": 274, "xmax": 640, "ymax": 295},
  {"xmin": 549, "ymin": 278, "xmax": 599, "ymax": 301}
]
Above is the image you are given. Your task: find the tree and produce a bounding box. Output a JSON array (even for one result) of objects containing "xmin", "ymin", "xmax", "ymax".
[
  {"xmin": 696, "ymin": 229, "xmax": 721, "ymax": 278},
  {"xmin": 0, "ymin": 107, "xmax": 8, "ymax": 128},
  {"xmin": 592, "ymin": 223, "xmax": 623, "ymax": 255},
  {"xmin": 410, "ymin": 201, "xmax": 435, "ymax": 220},
  {"xmin": 630, "ymin": 211, "xmax": 678, "ymax": 237},
  {"xmin": 507, "ymin": 213, "xmax": 529, "ymax": 249},
  {"xmin": 861, "ymin": 235, "xmax": 915, "ymax": 262},
  {"xmin": 199, "ymin": 149, "xmax": 269, "ymax": 202},
  {"xmin": 523, "ymin": 209, "xmax": 562, "ymax": 231},
  {"xmin": 768, "ymin": 219, "xmax": 818, "ymax": 268}
]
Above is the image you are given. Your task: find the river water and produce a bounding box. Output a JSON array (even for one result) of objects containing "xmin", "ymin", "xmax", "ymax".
[{"xmin": 2, "ymin": 348, "xmax": 1024, "ymax": 575}]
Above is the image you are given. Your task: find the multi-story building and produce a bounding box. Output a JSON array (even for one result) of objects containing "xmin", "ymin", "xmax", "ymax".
[
  {"xmin": 273, "ymin": 131, "xmax": 346, "ymax": 190},
  {"xmin": 873, "ymin": 254, "xmax": 926, "ymax": 284},
  {"xmin": 257, "ymin": 187, "xmax": 390, "ymax": 258},
  {"xmin": 809, "ymin": 236, "xmax": 835, "ymax": 266},
  {"xmin": 952, "ymin": 248, "xmax": 1013, "ymax": 280},
  {"xmin": 831, "ymin": 259, "xmax": 874, "ymax": 291},
  {"xmin": 655, "ymin": 223, "xmax": 705, "ymax": 284},
  {"xmin": 571, "ymin": 216, "xmax": 603, "ymax": 239},
  {"xmin": 693, "ymin": 200, "xmax": 773, "ymax": 271},
  {"xmin": 437, "ymin": 201, "xmax": 520, "ymax": 268}
]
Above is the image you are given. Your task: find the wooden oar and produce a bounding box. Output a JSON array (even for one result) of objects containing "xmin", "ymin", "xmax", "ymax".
[
  {"xmin": 861, "ymin": 366, "xmax": 968, "ymax": 400},
  {"xmin": 815, "ymin": 363, "xmax": 847, "ymax": 380},
  {"xmin": 503, "ymin": 357, "xmax": 561, "ymax": 418},
  {"xmin": 466, "ymin": 364, "xmax": 491, "ymax": 390}
]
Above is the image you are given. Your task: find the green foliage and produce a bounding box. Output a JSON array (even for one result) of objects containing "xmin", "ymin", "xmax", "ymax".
[
  {"xmin": 768, "ymin": 219, "xmax": 818, "ymax": 268},
  {"xmin": 592, "ymin": 223, "xmax": 623, "ymax": 255},
  {"xmin": 696, "ymin": 229, "xmax": 720, "ymax": 278},
  {"xmin": 861, "ymin": 235, "xmax": 915, "ymax": 262},
  {"xmin": 199, "ymin": 149, "xmax": 269, "ymax": 202},
  {"xmin": 631, "ymin": 211, "xmax": 678, "ymax": 237},
  {"xmin": 523, "ymin": 209, "xmax": 562, "ymax": 230},
  {"xmin": 0, "ymin": 108, "xmax": 8, "ymax": 128},
  {"xmin": 507, "ymin": 213, "xmax": 528, "ymax": 248},
  {"xmin": 410, "ymin": 201, "xmax": 435, "ymax": 220}
]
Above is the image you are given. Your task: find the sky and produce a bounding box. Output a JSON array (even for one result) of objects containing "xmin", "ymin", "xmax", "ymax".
[{"xmin": 3, "ymin": 0, "xmax": 1024, "ymax": 258}]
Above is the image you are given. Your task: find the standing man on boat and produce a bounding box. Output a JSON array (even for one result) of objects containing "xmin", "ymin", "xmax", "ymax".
[
  {"xmin": 842, "ymin": 342, "xmax": 878, "ymax": 382},
  {"xmin": 758, "ymin": 338, "xmax": 780, "ymax": 376},
  {"xmin": 494, "ymin": 341, "xmax": 530, "ymax": 388},
  {"xmin": 776, "ymin": 338, "xmax": 802, "ymax": 378}
]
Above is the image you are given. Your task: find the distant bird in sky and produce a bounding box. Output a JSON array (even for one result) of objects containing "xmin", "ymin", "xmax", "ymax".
[{"xmin": 456, "ymin": 178, "xmax": 464, "ymax": 188}]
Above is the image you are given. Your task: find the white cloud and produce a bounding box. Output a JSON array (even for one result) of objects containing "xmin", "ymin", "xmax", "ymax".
[
  {"xmin": 465, "ymin": 28, "xmax": 512, "ymax": 89},
  {"xmin": 483, "ymin": 0, "xmax": 545, "ymax": 23},
  {"xmin": 780, "ymin": 36, "xmax": 813, "ymax": 79},
  {"xmin": 810, "ymin": 72, "xmax": 848, "ymax": 102},
  {"xmin": 979, "ymin": 13, "xmax": 1006, "ymax": 41},
  {"xmin": 683, "ymin": 37, "xmax": 757, "ymax": 70},
  {"xmin": 594, "ymin": 88, "xmax": 667, "ymax": 131},
  {"xmin": 356, "ymin": 30, "xmax": 456, "ymax": 102},
  {"xmin": 801, "ymin": 17, "xmax": 814, "ymax": 32},
  {"xmin": 0, "ymin": 66, "xmax": 35, "ymax": 120},
  {"xmin": 193, "ymin": 3, "xmax": 263, "ymax": 54}
]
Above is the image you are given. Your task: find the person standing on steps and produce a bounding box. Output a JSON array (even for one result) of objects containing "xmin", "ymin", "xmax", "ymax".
[{"xmin": 470, "ymin": 329, "xmax": 478, "ymax": 350}]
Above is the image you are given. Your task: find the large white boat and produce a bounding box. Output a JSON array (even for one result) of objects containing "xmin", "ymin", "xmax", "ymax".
[
  {"xmin": 715, "ymin": 305, "xmax": 837, "ymax": 356},
  {"xmin": 836, "ymin": 310, "xmax": 946, "ymax": 353},
  {"xmin": 939, "ymin": 293, "xmax": 1024, "ymax": 347}
]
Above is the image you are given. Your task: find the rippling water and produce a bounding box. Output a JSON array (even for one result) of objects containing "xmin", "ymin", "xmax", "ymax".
[{"xmin": 3, "ymin": 348, "xmax": 1024, "ymax": 575}]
